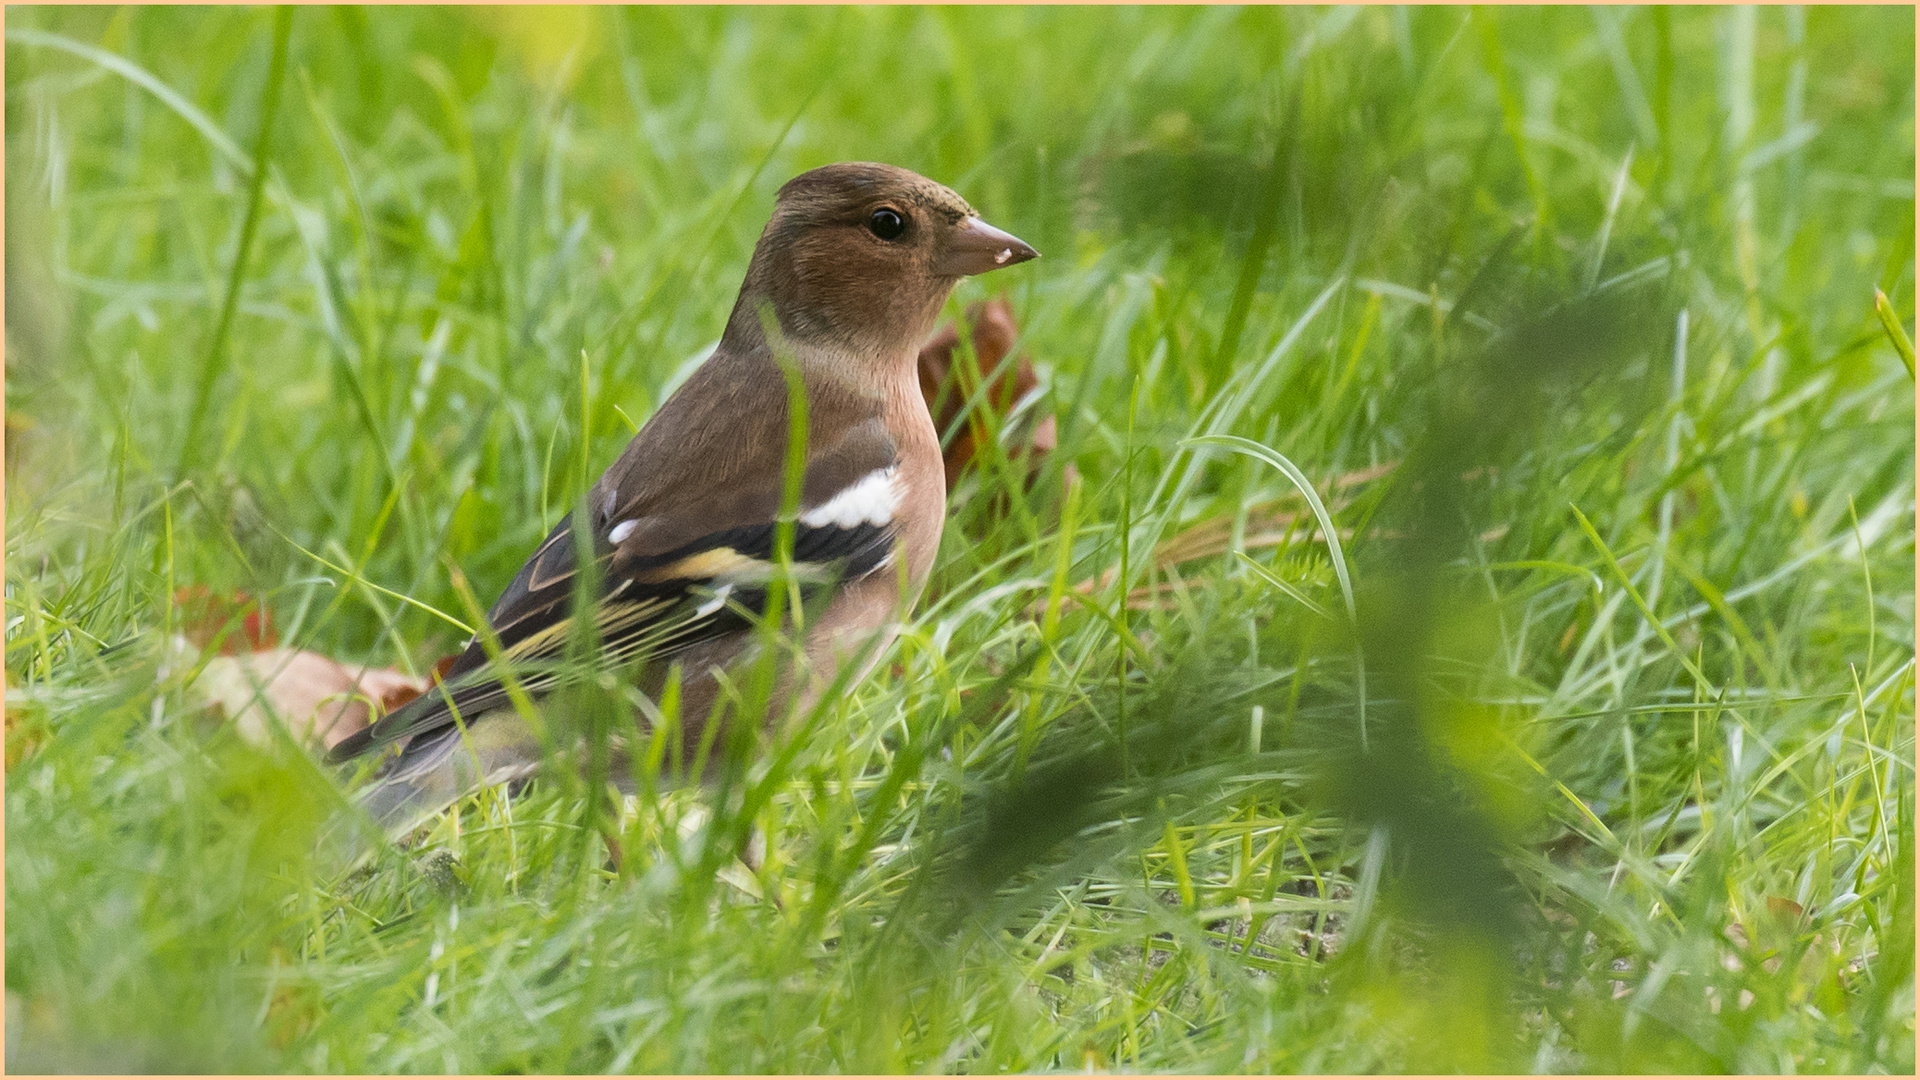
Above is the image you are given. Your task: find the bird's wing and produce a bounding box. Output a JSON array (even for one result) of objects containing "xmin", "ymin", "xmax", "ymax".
[{"xmin": 326, "ymin": 420, "xmax": 902, "ymax": 767}]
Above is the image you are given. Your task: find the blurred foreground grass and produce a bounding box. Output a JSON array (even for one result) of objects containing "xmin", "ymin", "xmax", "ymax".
[{"xmin": 5, "ymin": 5, "xmax": 1914, "ymax": 1072}]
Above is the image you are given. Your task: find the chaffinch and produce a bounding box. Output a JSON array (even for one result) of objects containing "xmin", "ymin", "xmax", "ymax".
[{"xmin": 328, "ymin": 162, "xmax": 1039, "ymax": 834}]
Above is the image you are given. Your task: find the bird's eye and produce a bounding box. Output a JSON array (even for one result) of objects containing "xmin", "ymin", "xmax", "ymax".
[{"xmin": 867, "ymin": 208, "xmax": 906, "ymax": 241}]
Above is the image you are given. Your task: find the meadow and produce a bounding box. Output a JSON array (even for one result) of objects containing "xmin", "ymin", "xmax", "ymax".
[{"xmin": 5, "ymin": 5, "xmax": 1914, "ymax": 1072}]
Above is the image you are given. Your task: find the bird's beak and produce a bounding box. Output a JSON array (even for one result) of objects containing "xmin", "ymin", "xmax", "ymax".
[{"xmin": 934, "ymin": 216, "xmax": 1040, "ymax": 277}]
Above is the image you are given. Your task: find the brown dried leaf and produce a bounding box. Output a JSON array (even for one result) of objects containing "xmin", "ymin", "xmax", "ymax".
[
  {"xmin": 1765, "ymin": 896, "xmax": 1806, "ymax": 924},
  {"xmin": 173, "ymin": 585, "xmax": 278, "ymax": 653},
  {"xmin": 5, "ymin": 669, "xmax": 48, "ymax": 771},
  {"xmin": 189, "ymin": 643, "xmax": 426, "ymax": 751},
  {"xmin": 918, "ymin": 297, "xmax": 1058, "ymax": 490},
  {"xmin": 376, "ymin": 653, "xmax": 461, "ymax": 716}
]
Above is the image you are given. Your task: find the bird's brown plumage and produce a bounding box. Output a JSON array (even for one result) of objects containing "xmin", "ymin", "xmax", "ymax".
[{"xmin": 331, "ymin": 163, "xmax": 1038, "ymax": 835}]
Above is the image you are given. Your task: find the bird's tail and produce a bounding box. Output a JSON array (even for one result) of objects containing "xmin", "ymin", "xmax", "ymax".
[
  {"xmin": 355, "ymin": 751, "xmax": 471, "ymax": 838},
  {"xmin": 327, "ymin": 721, "xmax": 546, "ymax": 860}
]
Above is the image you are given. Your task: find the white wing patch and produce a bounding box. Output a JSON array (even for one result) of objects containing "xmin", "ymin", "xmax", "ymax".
[
  {"xmin": 799, "ymin": 466, "xmax": 900, "ymax": 529},
  {"xmin": 693, "ymin": 583, "xmax": 735, "ymax": 618},
  {"xmin": 608, "ymin": 519, "xmax": 639, "ymax": 544}
]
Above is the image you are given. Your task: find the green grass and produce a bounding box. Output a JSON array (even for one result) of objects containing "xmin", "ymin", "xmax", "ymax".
[{"xmin": 5, "ymin": 5, "xmax": 1914, "ymax": 1073}]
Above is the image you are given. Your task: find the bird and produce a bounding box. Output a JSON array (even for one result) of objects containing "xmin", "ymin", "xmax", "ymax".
[{"xmin": 327, "ymin": 162, "xmax": 1039, "ymax": 837}]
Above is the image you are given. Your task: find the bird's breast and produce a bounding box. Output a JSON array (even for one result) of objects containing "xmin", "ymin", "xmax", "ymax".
[{"xmin": 885, "ymin": 376, "xmax": 948, "ymax": 594}]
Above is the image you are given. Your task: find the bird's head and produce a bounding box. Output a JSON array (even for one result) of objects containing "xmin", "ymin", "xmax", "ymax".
[{"xmin": 727, "ymin": 162, "xmax": 1038, "ymax": 362}]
